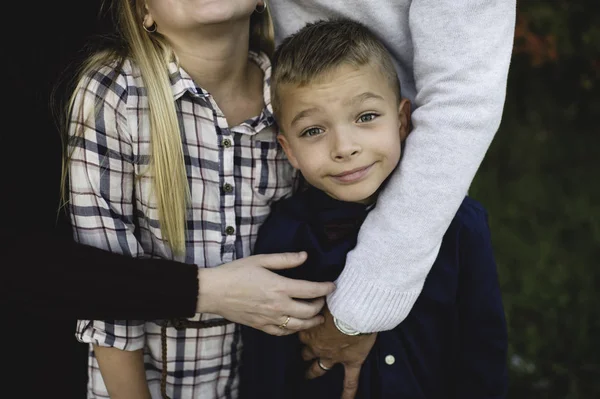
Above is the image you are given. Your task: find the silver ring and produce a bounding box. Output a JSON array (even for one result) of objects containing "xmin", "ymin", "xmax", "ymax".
[{"xmin": 317, "ymin": 358, "xmax": 332, "ymax": 371}]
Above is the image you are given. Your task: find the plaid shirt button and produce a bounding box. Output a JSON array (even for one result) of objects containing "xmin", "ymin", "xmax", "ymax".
[
  {"xmin": 223, "ymin": 183, "xmax": 234, "ymax": 193},
  {"xmin": 225, "ymin": 226, "xmax": 235, "ymax": 235},
  {"xmin": 222, "ymin": 138, "xmax": 232, "ymax": 148}
]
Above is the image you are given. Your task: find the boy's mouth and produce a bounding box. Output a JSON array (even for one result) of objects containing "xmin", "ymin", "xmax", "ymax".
[{"xmin": 330, "ymin": 163, "xmax": 375, "ymax": 183}]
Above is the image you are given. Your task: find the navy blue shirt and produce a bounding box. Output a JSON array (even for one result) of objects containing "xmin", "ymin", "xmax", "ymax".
[{"xmin": 240, "ymin": 187, "xmax": 508, "ymax": 399}]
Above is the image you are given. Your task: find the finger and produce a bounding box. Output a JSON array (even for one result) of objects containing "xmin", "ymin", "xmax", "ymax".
[
  {"xmin": 341, "ymin": 364, "xmax": 361, "ymax": 399},
  {"xmin": 301, "ymin": 345, "xmax": 317, "ymax": 361},
  {"xmin": 262, "ymin": 324, "xmax": 295, "ymax": 336},
  {"xmin": 305, "ymin": 358, "xmax": 333, "ymax": 380},
  {"xmin": 285, "ymin": 297, "xmax": 325, "ymax": 320},
  {"xmin": 259, "ymin": 296, "xmax": 321, "ymax": 326},
  {"xmin": 298, "ymin": 330, "xmax": 309, "ymax": 344},
  {"xmin": 258, "ymin": 252, "xmax": 307, "ymax": 270},
  {"xmin": 283, "ymin": 315, "xmax": 325, "ymax": 332},
  {"xmin": 284, "ymin": 278, "xmax": 336, "ymax": 299}
]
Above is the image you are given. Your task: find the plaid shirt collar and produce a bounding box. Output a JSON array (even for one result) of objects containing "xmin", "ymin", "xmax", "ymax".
[{"xmin": 167, "ymin": 51, "xmax": 275, "ymax": 135}]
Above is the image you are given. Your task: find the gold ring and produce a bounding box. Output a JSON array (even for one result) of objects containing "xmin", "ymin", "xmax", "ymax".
[
  {"xmin": 278, "ymin": 316, "xmax": 291, "ymax": 329},
  {"xmin": 317, "ymin": 358, "xmax": 332, "ymax": 371}
]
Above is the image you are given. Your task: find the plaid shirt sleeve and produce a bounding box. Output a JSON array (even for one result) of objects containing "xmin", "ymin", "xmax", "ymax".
[{"xmin": 68, "ymin": 68, "xmax": 146, "ymax": 351}]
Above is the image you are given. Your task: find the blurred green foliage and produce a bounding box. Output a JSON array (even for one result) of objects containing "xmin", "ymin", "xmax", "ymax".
[{"xmin": 470, "ymin": 2, "xmax": 600, "ymax": 398}]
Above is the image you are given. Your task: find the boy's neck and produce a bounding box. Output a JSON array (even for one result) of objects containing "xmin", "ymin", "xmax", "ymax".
[{"xmin": 322, "ymin": 189, "xmax": 379, "ymax": 206}]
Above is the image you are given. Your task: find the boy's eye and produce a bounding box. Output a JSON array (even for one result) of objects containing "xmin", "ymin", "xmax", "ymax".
[
  {"xmin": 357, "ymin": 113, "xmax": 378, "ymax": 123},
  {"xmin": 301, "ymin": 127, "xmax": 324, "ymax": 137}
]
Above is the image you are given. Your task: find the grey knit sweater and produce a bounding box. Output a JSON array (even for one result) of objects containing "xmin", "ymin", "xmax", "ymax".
[{"xmin": 270, "ymin": 0, "xmax": 516, "ymax": 332}]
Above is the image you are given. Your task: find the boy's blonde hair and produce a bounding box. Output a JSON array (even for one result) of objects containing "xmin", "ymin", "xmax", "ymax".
[
  {"xmin": 60, "ymin": 0, "xmax": 273, "ymax": 254},
  {"xmin": 271, "ymin": 18, "xmax": 400, "ymax": 120}
]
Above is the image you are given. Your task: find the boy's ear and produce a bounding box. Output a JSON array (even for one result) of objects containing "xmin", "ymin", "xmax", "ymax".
[
  {"xmin": 277, "ymin": 134, "xmax": 300, "ymax": 169},
  {"xmin": 398, "ymin": 98, "xmax": 412, "ymax": 141}
]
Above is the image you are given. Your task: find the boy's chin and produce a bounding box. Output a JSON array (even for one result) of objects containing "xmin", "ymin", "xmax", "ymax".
[{"xmin": 327, "ymin": 187, "xmax": 379, "ymax": 205}]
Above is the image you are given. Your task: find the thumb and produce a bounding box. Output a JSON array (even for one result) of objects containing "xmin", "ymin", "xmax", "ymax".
[{"xmin": 259, "ymin": 251, "xmax": 307, "ymax": 270}]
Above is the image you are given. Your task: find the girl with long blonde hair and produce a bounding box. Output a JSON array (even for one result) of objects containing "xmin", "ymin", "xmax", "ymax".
[{"xmin": 63, "ymin": 1, "xmax": 334, "ymax": 397}]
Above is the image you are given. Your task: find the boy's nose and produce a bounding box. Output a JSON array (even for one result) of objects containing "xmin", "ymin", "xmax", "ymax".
[{"xmin": 331, "ymin": 130, "xmax": 361, "ymax": 161}]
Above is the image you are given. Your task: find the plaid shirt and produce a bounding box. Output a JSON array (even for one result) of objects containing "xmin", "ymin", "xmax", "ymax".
[{"xmin": 68, "ymin": 51, "xmax": 295, "ymax": 399}]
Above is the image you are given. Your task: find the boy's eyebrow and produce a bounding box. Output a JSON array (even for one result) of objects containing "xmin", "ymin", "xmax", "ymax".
[
  {"xmin": 288, "ymin": 93, "xmax": 385, "ymax": 128},
  {"xmin": 290, "ymin": 107, "xmax": 320, "ymax": 128},
  {"xmin": 344, "ymin": 92, "xmax": 385, "ymax": 107}
]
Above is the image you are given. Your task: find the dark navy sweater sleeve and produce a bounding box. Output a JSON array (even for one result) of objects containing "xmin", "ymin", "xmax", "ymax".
[
  {"xmin": 1, "ymin": 227, "xmax": 198, "ymax": 320},
  {"xmin": 454, "ymin": 200, "xmax": 509, "ymax": 398}
]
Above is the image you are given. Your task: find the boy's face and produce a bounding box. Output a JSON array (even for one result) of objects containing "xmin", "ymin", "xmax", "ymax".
[{"xmin": 277, "ymin": 63, "xmax": 411, "ymax": 204}]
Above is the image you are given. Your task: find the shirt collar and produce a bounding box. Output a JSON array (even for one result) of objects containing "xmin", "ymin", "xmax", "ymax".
[
  {"xmin": 167, "ymin": 51, "xmax": 274, "ymax": 133},
  {"xmin": 168, "ymin": 61, "xmax": 204, "ymax": 100},
  {"xmin": 304, "ymin": 186, "xmax": 370, "ymax": 247},
  {"xmin": 305, "ymin": 186, "xmax": 370, "ymax": 218}
]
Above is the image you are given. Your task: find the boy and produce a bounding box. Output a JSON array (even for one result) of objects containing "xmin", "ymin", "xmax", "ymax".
[{"xmin": 240, "ymin": 19, "xmax": 508, "ymax": 399}]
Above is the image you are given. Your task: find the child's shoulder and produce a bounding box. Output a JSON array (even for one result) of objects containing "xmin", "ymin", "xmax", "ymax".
[
  {"xmin": 448, "ymin": 196, "xmax": 491, "ymax": 237},
  {"xmin": 77, "ymin": 56, "xmax": 139, "ymax": 105},
  {"xmin": 455, "ymin": 196, "xmax": 489, "ymax": 221},
  {"xmin": 436, "ymin": 196, "xmax": 496, "ymax": 266},
  {"xmin": 81, "ymin": 54, "xmax": 129, "ymax": 83}
]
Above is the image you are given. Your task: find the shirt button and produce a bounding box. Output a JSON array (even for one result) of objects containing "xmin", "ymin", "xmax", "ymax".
[
  {"xmin": 223, "ymin": 183, "xmax": 234, "ymax": 193},
  {"xmin": 225, "ymin": 226, "xmax": 235, "ymax": 235},
  {"xmin": 384, "ymin": 355, "xmax": 395, "ymax": 365},
  {"xmin": 222, "ymin": 138, "xmax": 232, "ymax": 148}
]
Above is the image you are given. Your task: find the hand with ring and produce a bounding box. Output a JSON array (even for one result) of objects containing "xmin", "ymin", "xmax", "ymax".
[
  {"xmin": 299, "ymin": 306, "xmax": 377, "ymax": 399},
  {"xmin": 317, "ymin": 358, "xmax": 332, "ymax": 371},
  {"xmin": 278, "ymin": 316, "xmax": 291, "ymax": 329},
  {"xmin": 195, "ymin": 252, "xmax": 335, "ymax": 336}
]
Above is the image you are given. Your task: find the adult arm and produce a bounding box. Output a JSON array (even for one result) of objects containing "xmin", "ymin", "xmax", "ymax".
[
  {"xmin": 1, "ymin": 227, "xmax": 198, "ymax": 320},
  {"xmin": 455, "ymin": 208, "xmax": 508, "ymax": 397},
  {"xmin": 67, "ymin": 67, "xmax": 153, "ymax": 397},
  {"xmin": 327, "ymin": 0, "xmax": 517, "ymax": 332}
]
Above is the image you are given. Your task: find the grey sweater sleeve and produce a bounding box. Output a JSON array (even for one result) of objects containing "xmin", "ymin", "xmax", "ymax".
[{"xmin": 327, "ymin": 0, "xmax": 517, "ymax": 332}]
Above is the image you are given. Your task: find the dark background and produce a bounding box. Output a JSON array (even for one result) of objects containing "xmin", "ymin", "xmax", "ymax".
[
  {"xmin": 3, "ymin": 1, "xmax": 598, "ymax": 398},
  {"xmin": 470, "ymin": 2, "xmax": 600, "ymax": 398}
]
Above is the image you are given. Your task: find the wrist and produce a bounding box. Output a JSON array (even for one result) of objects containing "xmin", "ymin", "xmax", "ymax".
[
  {"xmin": 196, "ymin": 268, "xmax": 218, "ymax": 314},
  {"xmin": 324, "ymin": 306, "xmax": 370, "ymax": 336},
  {"xmin": 332, "ymin": 316, "xmax": 370, "ymax": 336}
]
